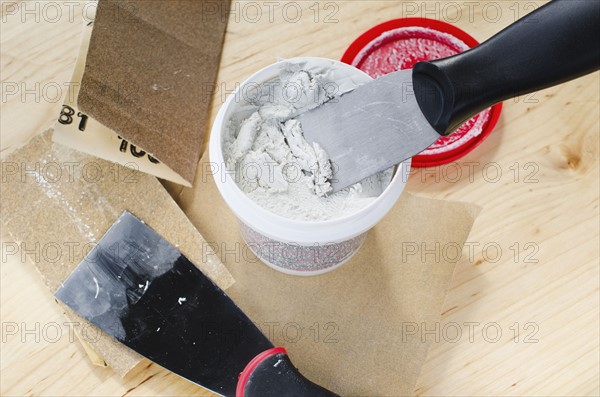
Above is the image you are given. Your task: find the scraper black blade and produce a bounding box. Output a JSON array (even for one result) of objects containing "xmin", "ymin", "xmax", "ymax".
[{"xmin": 55, "ymin": 211, "xmax": 273, "ymax": 397}]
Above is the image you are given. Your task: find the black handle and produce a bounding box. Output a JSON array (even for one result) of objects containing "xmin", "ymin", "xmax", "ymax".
[
  {"xmin": 238, "ymin": 350, "xmax": 338, "ymax": 397},
  {"xmin": 413, "ymin": 0, "xmax": 600, "ymax": 136}
]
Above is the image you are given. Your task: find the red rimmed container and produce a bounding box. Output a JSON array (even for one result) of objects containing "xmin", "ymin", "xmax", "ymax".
[{"xmin": 341, "ymin": 18, "xmax": 502, "ymax": 167}]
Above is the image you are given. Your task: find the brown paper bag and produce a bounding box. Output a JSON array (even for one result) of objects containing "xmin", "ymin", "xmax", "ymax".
[{"xmin": 178, "ymin": 152, "xmax": 480, "ymax": 395}]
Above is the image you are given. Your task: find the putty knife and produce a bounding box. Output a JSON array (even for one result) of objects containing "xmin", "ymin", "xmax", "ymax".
[
  {"xmin": 55, "ymin": 211, "xmax": 337, "ymax": 397},
  {"xmin": 299, "ymin": 0, "xmax": 600, "ymax": 192}
]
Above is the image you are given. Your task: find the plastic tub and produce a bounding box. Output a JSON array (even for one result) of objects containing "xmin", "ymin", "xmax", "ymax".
[{"xmin": 209, "ymin": 57, "xmax": 411, "ymax": 275}]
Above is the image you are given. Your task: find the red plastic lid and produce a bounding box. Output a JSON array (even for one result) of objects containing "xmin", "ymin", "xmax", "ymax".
[{"xmin": 341, "ymin": 18, "xmax": 502, "ymax": 167}]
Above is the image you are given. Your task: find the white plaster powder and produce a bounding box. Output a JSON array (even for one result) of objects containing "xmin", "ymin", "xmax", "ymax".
[{"xmin": 223, "ymin": 60, "xmax": 392, "ymax": 221}]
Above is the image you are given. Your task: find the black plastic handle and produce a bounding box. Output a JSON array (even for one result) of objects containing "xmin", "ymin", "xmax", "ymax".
[
  {"xmin": 239, "ymin": 350, "xmax": 338, "ymax": 397},
  {"xmin": 413, "ymin": 0, "xmax": 600, "ymax": 136}
]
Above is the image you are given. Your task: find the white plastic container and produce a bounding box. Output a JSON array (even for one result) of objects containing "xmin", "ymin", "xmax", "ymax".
[{"xmin": 210, "ymin": 57, "xmax": 411, "ymax": 276}]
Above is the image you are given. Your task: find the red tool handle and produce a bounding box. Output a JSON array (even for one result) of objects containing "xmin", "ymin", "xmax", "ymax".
[{"xmin": 236, "ymin": 347, "xmax": 338, "ymax": 397}]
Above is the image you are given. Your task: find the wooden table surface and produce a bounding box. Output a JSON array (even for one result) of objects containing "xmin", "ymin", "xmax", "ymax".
[{"xmin": 1, "ymin": 1, "xmax": 598, "ymax": 396}]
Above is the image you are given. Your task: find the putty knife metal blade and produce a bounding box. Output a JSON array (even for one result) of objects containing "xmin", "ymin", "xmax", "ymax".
[
  {"xmin": 297, "ymin": 69, "xmax": 436, "ymax": 193},
  {"xmin": 298, "ymin": 0, "xmax": 599, "ymax": 193},
  {"xmin": 55, "ymin": 211, "xmax": 337, "ymax": 397}
]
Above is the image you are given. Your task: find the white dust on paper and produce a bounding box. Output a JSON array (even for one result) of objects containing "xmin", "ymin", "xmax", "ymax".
[
  {"xmin": 34, "ymin": 170, "xmax": 97, "ymax": 241},
  {"xmin": 32, "ymin": 145, "xmax": 123, "ymax": 243}
]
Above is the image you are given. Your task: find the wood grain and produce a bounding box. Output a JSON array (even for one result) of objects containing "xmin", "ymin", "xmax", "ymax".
[{"xmin": 1, "ymin": 1, "xmax": 598, "ymax": 396}]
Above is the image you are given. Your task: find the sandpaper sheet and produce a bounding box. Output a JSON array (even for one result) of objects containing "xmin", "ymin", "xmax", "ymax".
[
  {"xmin": 78, "ymin": 0, "xmax": 230, "ymax": 185},
  {"xmin": 53, "ymin": 14, "xmax": 191, "ymax": 187},
  {"xmin": 0, "ymin": 131, "xmax": 234, "ymax": 376},
  {"xmin": 178, "ymin": 152, "xmax": 481, "ymax": 396}
]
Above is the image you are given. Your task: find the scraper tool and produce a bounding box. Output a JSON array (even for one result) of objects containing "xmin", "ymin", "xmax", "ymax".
[
  {"xmin": 298, "ymin": 0, "xmax": 600, "ymax": 192},
  {"xmin": 55, "ymin": 211, "xmax": 337, "ymax": 397}
]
